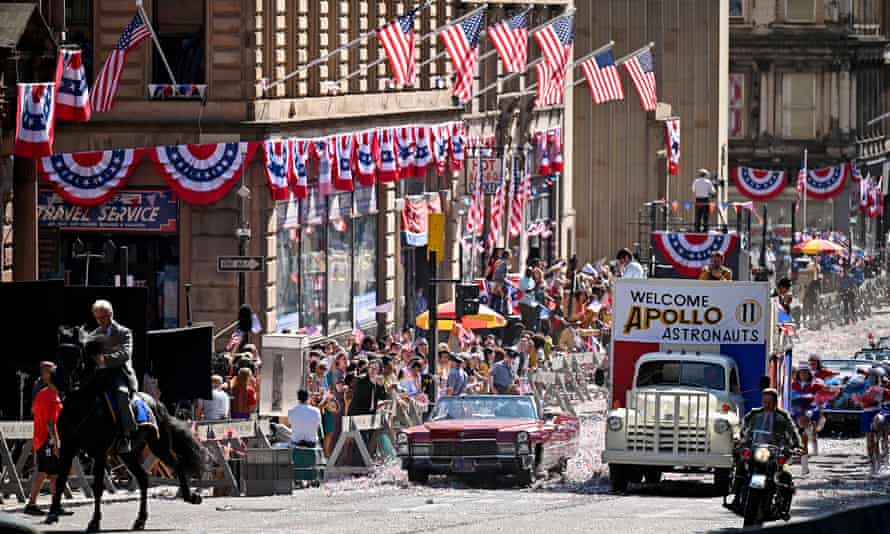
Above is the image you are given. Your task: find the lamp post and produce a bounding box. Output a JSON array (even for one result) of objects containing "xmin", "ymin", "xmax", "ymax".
[{"xmin": 455, "ymin": 194, "xmax": 471, "ymax": 283}]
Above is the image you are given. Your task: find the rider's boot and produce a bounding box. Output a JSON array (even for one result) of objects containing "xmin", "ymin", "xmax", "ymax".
[
  {"xmin": 800, "ymin": 454, "xmax": 810, "ymax": 476},
  {"xmin": 115, "ymin": 389, "xmax": 135, "ymax": 453}
]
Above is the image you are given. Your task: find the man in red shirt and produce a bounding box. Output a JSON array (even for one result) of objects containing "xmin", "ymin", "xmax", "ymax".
[{"xmin": 24, "ymin": 362, "xmax": 63, "ymax": 516}]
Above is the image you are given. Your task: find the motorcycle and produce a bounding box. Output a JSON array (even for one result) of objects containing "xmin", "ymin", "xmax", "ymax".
[{"xmin": 725, "ymin": 444, "xmax": 795, "ymax": 528}]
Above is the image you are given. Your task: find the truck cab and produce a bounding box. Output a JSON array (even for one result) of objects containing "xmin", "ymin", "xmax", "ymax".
[{"xmin": 604, "ymin": 352, "xmax": 744, "ymax": 493}]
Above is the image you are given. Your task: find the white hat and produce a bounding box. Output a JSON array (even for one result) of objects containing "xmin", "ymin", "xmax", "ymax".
[{"xmin": 582, "ymin": 263, "xmax": 596, "ymax": 275}]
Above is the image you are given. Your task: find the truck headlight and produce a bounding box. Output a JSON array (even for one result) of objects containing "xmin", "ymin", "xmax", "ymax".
[
  {"xmin": 714, "ymin": 419, "xmax": 731, "ymax": 434},
  {"xmin": 607, "ymin": 416, "xmax": 623, "ymax": 432},
  {"xmin": 753, "ymin": 446, "xmax": 771, "ymax": 464},
  {"xmin": 397, "ymin": 432, "xmax": 409, "ymax": 455}
]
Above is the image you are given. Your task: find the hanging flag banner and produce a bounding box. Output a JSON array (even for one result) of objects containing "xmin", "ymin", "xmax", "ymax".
[
  {"xmin": 652, "ymin": 231, "xmax": 740, "ymax": 278},
  {"xmin": 535, "ymin": 131, "xmax": 551, "ymax": 176},
  {"xmin": 290, "ymin": 139, "xmax": 310, "ymax": 199},
  {"xmin": 377, "ymin": 128, "xmax": 399, "ymax": 182},
  {"xmin": 450, "ymin": 121, "xmax": 465, "ymax": 172},
  {"xmin": 548, "ymin": 128, "xmax": 564, "ymax": 173},
  {"xmin": 732, "ymin": 166, "xmax": 786, "ymax": 201},
  {"xmin": 39, "ymin": 148, "xmax": 144, "ymax": 207},
  {"xmin": 401, "ymin": 195, "xmax": 430, "ymax": 246},
  {"xmin": 149, "ymin": 141, "xmax": 258, "ymax": 204},
  {"xmin": 396, "ymin": 127, "xmax": 415, "ymax": 177},
  {"xmin": 15, "ymin": 83, "xmax": 56, "ymax": 158},
  {"xmin": 55, "ymin": 49, "xmax": 91, "ymax": 122},
  {"xmin": 355, "ymin": 130, "xmax": 378, "ymax": 186},
  {"xmin": 665, "ymin": 119, "xmax": 680, "ymax": 176},
  {"xmin": 851, "ymin": 162, "xmax": 863, "ymax": 182},
  {"xmin": 313, "ymin": 138, "xmax": 335, "ymax": 196},
  {"xmin": 333, "ymin": 134, "xmax": 355, "ymax": 192},
  {"xmin": 805, "ymin": 163, "xmax": 849, "ymax": 200},
  {"xmin": 413, "ymin": 126, "xmax": 434, "ymax": 178},
  {"xmin": 432, "ymin": 124, "xmax": 449, "ymax": 176},
  {"xmin": 262, "ymin": 140, "xmax": 291, "ymax": 201}
]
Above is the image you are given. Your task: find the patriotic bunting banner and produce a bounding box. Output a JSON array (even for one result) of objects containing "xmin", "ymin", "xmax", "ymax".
[
  {"xmin": 805, "ymin": 163, "xmax": 849, "ymax": 200},
  {"xmin": 396, "ymin": 127, "xmax": 415, "ymax": 177},
  {"xmin": 450, "ymin": 121, "xmax": 465, "ymax": 172},
  {"xmin": 535, "ymin": 131, "xmax": 551, "ymax": 175},
  {"xmin": 653, "ymin": 231, "xmax": 740, "ymax": 279},
  {"xmin": 432, "ymin": 124, "xmax": 449, "ymax": 176},
  {"xmin": 665, "ymin": 119, "xmax": 680, "ymax": 176},
  {"xmin": 334, "ymin": 134, "xmax": 355, "ymax": 192},
  {"xmin": 291, "ymin": 139, "xmax": 310, "ymax": 199},
  {"xmin": 377, "ymin": 128, "xmax": 399, "ymax": 182},
  {"xmin": 262, "ymin": 140, "xmax": 291, "ymax": 201},
  {"xmin": 150, "ymin": 142, "xmax": 258, "ymax": 204},
  {"xmin": 413, "ymin": 126, "xmax": 433, "ymax": 178},
  {"xmin": 732, "ymin": 166, "xmax": 786, "ymax": 201},
  {"xmin": 55, "ymin": 49, "xmax": 91, "ymax": 122},
  {"xmin": 548, "ymin": 128, "xmax": 564, "ymax": 173},
  {"xmin": 355, "ymin": 130, "xmax": 378, "ymax": 186},
  {"xmin": 15, "ymin": 83, "xmax": 56, "ymax": 158},
  {"xmin": 313, "ymin": 139, "xmax": 335, "ymax": 196},
  {"xmin": 39, "ymin": 148, "xmax": 143, "ymax": 206}
]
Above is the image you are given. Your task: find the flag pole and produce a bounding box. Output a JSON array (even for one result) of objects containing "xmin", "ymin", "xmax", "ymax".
[
  {"xmin": 135, "ymin": 0, "xmax": 179, "ymax": 91},
  {"xmin": 339, "ymin": 3, "xmax": 488, "ymax": 85},
  {"xmin": 615, "ymin": 42, "xmax": 656, "ymax": 66},
  {"xmin": 802, "ymin": 148, "xmax": 808, "ymax": 233}
]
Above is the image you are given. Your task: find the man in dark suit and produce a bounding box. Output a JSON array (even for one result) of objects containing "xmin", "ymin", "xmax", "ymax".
[{"xmin": 91, "ymin": 300, "xmax": 137, "ymax": 453}]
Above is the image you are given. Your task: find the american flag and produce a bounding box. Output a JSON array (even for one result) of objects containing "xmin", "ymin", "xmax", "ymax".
[
  {"xmin": 91, "ymin": 14, "xmax": 150, "ymax": 113},
  {"xmin": 533, "ymin": 15, "xmax": 574, "ymax": 107},
  {"xmin": 487, "ymin": 10, "xmax": 529, "ymax": 74},
  {"xmin": 465, "ymin": 187, "xmax": 483, "ymax": 235},
  {"xmin": 487, "ymin": 185, "xmax": 505, "ymax": 251},
  {"xmin": 440, "ymin": 10, "xmax": 485, "ymax": 104},
  {"xmin": 377, "ymin": 9, "xmax": 417, "ymax": 86},
  {"xmin": 623, "ymin": 47, "xmax": 657, "ymax": 111},
  {"xmin": 508, "ymin": 158, "xmax": 528, "ymax": 238},
  {"xmin": 580, "ymin": 48, "xmax": 624, "ymax": 104}
]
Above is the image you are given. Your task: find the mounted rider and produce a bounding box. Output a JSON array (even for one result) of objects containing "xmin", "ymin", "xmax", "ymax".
[{"xmin": 91, "ymin": 300, "xmax": 137, "ymax": 453}]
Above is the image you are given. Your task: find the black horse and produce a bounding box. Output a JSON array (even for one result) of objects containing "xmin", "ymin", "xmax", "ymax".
[{"xmin": 46, "ymin": 326, "xmax": 205, "ymax": 531}]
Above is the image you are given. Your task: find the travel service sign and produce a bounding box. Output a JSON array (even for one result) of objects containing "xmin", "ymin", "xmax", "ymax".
[{"xmin": 613, "ymin": 279, "xmax": 769, "ymax": 345}]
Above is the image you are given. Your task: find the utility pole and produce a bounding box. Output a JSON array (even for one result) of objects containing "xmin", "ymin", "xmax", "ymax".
[{"xmin": 236, "ymin": 182, "xmax": 251, "ymax": 306}]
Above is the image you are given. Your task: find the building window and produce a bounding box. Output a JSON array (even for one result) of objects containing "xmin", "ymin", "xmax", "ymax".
[
  {"xmin": 786, "ymin": 0, "xmax": 816, "ymax": 22},
  {"xmin": 729, "ymin": 73, "xmax": 746, "ymax": 138},
  {"xmin": 782, "ymin": 73, "xmax": 817, "ymax": 139},
  {"xmin": 65, "ymin": 0, "xmax": 93, "ymax": 83},
  {"xmin": 730, "ymin": 0, "xmax": 744, "ymax": 18},
  {"xmin": 353, "ymin": 215, "xmax": 377, "ymax": 327},
  {"xmin": 152, "ymin": 0, "xmax": 205, "ymax": 84},
  {"xmin": 327, "ymin": 219, "xmax": 352, "ymax": 334}
]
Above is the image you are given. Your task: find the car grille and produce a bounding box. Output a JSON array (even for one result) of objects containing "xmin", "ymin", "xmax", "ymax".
[{"xmin": 431, "ymin": 440, "xmax": 499, "ymax": 457}]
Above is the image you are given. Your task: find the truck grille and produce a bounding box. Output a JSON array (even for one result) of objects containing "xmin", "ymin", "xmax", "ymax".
[
  {"xmin": 431, "ymin": 440, "xmax": 499, "ymax": 457},
  {"xmin": 623, "ymin": 391, "xmax": 713, "ymax": 455}
]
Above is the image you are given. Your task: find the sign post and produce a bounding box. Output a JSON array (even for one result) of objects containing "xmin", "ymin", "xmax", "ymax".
[{"xmin": 217, "ymin": 256, "xmax": 265, "ymax": 272}]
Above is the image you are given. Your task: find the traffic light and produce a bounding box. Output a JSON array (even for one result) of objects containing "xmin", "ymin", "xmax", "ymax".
[{"xmin": 456, "ymin": 283, "xmax": 480, "ymax": 317}]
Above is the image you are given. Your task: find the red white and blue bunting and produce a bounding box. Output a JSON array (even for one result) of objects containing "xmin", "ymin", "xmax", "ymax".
[
  {"xmin": 262, "ymin": 140, "xmax": 291, "ymax": 201},
  {"xmin": 39, "ymin": 148, "xmax": 143, "ymax": 206},
  {"xmin": 805, "ymin": 163, "xmax": 849, "ymax": 200},
  {"xmin": 149, "ymin": 142, "xmax": 258, "ymax": 205},
  {"xmin": 652, "ymin": 231, "xmax": 740, "ymax": 279},
  {"xmin": 55, "ymin": 49, "xmax": 91, "ymax": 123},
  {"xmin": 731, "ymin": 166, "xmax": 786, "ymax": 201},
  {"xmin": 15, "ymin": 83, "xmax": 56, "ymax": 158}
]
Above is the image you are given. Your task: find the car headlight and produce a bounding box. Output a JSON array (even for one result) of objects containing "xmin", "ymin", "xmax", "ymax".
[
  {"xmin": 517, "ymin": 431, "xmax": 529, "ymax": 443},
  {"xmin": 397, "ymin": 433, "xmax": 409, "ymax": 455},
  {"xmin": 714, "ymin": 419, "xmax": 731, "ymax": 434},
  {"xmin": 607, "ymin": 416, "xmax": 623, "ymax": 432},
  {"xmin": 753, "ymin": 446, "xmax": 771, "ymax": 464}
]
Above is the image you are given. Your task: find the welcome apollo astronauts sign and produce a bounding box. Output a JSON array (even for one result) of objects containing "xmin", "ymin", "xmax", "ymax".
[{"xmin": 613, "ymin": 279, "xmax": 769, "ymax": 345}]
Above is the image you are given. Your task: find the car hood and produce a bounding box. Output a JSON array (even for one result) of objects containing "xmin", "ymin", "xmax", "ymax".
[{"xmin": 407, "ymin": 419, "xmax": 538, "ymax": 439}]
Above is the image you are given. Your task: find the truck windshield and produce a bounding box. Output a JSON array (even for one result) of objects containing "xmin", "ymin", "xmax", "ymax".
[{"xmin": 636, "ymin": 361, "xmax": 726, "ymax": 390}]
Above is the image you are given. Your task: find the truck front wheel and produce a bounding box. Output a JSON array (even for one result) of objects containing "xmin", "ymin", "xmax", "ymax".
[
  {"xmin": 609, "ymin": 464, "xmax": 629, "ymax": 493},
  {"xmin": 714, "ymin": 468, "xmax": 732, "ymax": 496},
  {"xmin": 643, "ymin": 469, "xmax": 662, "ymax": 484}
]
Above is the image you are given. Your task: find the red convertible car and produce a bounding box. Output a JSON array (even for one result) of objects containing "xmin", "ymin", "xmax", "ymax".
[{"xmin": 397, "ymin": 395, "xmax": 579, "ymax": 485}]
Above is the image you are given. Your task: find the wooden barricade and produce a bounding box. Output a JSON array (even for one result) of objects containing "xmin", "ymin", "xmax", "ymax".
[{"xmin": 0, "ymin": 421, "xmax": 95, "ymax": 503}]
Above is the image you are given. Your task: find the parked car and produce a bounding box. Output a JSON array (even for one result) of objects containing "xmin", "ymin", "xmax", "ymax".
[{"xmin": 396, "ymin": 395, "xmax": 579, "ymax": 486}]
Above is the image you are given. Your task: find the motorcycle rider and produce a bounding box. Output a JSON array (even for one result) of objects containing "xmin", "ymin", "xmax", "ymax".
[{"xmin": 729, "ymin": 388, "xmax": 802, "ymax": 512}]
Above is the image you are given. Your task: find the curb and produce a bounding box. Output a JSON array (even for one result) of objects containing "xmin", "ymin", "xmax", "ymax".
[{"xmin": 1, "ymin": 494, "xmax": 139, "ymax": 514}]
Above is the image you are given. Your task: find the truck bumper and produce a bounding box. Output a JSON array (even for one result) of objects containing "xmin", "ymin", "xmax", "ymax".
[{"xmin": 602, "ymin": 451, "xmax": 733, "ymax": 469}]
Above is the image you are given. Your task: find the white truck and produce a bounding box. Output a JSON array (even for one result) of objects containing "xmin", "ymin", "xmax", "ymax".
[{"xmin": 603, "ymin": 278, "xmax": 774, "ymax": 493}]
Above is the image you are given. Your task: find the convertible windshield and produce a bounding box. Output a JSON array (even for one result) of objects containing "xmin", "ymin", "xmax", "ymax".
[
  {"xmin": 636, "ymin": 361, "xmax": 726, "ymax": 390},
  {"xmin": 430, "ymin": 396, "xmax": 537, "ymax": 421}
]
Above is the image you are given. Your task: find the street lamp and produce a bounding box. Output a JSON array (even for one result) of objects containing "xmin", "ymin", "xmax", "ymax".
[{"xmin": 455, "ymin": 194, "xmax": 471, "ymax": 283}]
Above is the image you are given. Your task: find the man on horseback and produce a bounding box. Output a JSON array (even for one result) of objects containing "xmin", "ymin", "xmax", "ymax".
[{"xmin": 91, "ymin": 300, "xmax": 137, "ymax": 453}]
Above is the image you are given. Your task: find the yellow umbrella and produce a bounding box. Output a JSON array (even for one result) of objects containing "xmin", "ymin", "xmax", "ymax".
[
  {"xmin": 415, "ymin": 301, "xmax": 507, "ymax": 331},
  {"xmin": 792, "ymin": 239, "xmax": 845, "ymax": 256}
]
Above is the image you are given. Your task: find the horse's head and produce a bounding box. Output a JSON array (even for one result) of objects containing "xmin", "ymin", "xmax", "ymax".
[{"xmin": 56, "ymin": 325, "xmax": 104, "ymax": 392}]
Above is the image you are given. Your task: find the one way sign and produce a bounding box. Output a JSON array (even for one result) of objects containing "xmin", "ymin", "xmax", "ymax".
[{"xmin": 217, "ymin": 256, "xmax": 265, "ymax": 272}]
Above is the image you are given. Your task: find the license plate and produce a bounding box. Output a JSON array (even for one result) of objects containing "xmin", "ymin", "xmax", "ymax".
[
  {"xmin": 749, "ymin": 474, "xmax": 767, "ymax": 489},
  {"xmin": 452, "ymin": 458, "xmax": 476, "ymax": 473}
]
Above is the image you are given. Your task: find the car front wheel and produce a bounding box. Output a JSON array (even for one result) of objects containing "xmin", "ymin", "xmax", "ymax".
[{"xmin": 407, "ymin": 469, "xmax": 429, "ymax": 484}]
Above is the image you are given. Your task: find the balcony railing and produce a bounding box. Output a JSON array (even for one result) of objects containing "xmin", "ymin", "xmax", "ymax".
[{"xmin": 849, "ymin": 0, "xmax": 883, "ymax": 36}]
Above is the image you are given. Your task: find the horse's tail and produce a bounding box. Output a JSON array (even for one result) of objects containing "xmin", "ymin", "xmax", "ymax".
[{"xmin": 153, "ymin": 401, "xmax": 205, "ymax": 477}]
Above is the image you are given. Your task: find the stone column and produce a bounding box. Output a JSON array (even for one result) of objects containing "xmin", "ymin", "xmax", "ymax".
[{"xmin": 12, "ymin": 157, "xmax": 37, "ymax": 281}]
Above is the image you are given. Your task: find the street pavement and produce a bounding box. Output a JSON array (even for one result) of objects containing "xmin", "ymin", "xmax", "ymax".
[{"xmin": 11, "ymin": 311, "xmax": 890, "ymax": 533}]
